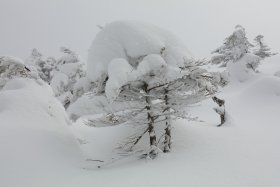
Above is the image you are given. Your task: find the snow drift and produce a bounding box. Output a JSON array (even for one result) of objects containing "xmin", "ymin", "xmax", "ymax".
[{"xmin": 0, "ymin": 78, "xmax": 83, "ymax": 187}]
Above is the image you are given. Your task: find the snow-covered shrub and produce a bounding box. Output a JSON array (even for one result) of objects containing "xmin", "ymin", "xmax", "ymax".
[
  {"xmin": 0, "ymin": 56, "xmax": 34, "ymax": 89},
  {"xmin": 226, "ymin": 53, "xmax": 261, "ymax": 82},
  {"xmin": 25, "ymin": 47, "xmax": 87, "ymax": 108},
  {"xmin": 50, "ymin": 47, "xmax": 86, "ymax": 108},
  {"xmin": 25, "ymin": 48, "xmax": 56, "ymax": 83}
]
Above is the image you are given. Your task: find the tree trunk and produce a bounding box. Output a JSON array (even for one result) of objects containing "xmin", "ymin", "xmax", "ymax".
[
  {"xmin": 212, "ymin": 96, "xmax": 226, "ymax": 127},
  {"xmin": 163, "ymin": 88, "xmax": 171, "ymax": 153},
  {"xmin": 217, "ymin": 112, "xmax": 226, "ymax": 127},
  {"xmin": 144, "ymin": 83, "xmax": 157, "ymax": 158}
]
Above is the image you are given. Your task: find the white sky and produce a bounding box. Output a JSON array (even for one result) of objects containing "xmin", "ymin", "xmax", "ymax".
[{"xmin": 0, "ymin": 0, "xmax": 279, "ymax": 61}]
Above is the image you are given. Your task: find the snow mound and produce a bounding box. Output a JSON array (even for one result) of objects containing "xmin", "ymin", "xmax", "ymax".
[
  {"xmin": 227, "ymin": 53, "xmax": 260, "ymax": 82},
  {"xmin": 0, "ymin": 78, "xmax": 83, "ymax": 187},
  {"xmin": 238, "ymin": 76, "xmax": 280, "ymax": 100},
  {"xmin": 67, "ymin": 95, "xmax": 110, "ymax": 120},
  {"xmin": 58, "ymin": 62, "xmax": 82, "ymax": 78},
  {"xmin": 87, "ymin": 21, "xmax": 193, "ymax": 82}
]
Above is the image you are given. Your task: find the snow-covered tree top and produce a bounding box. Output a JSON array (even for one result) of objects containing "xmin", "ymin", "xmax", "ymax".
[
  {"xmin": 211, "ymin": 25, "xmax": 253, "ymax": 65},
  {"xmin": 58, "ymin": 47, "xmax": 79, "ymax": 65},
  {"xmin": 0, "ymin": 56, "xmax": 31, "ymax": 85},
  {"xmin": 87, "ymin": 21, "xmax": 193, "ymax": 82}
]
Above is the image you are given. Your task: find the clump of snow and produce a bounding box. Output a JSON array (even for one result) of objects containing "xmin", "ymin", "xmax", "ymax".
[
  {"xmin": 87, "ymin": 21, "xmax": 192, "ymax": 82},
  {"xmin": 67, "ymin": 93, "xmax": 141, "ymax": 120},
  {"xmin": 105, "ymin": 54, "xmax": 167, "ymax": 101},
  {"xmin": 136, "ymin": 54, "xmax": 167, "ymax": 75},
  {"xmin": 105, "ymin": 59, "xmax": 134, "ymax": 101},
  {"xmin": 72, "ymin": 76, "xmax": 93, "ymax": 100},
  {"xmin": 227, "ymin": 53, "xmax": 261, "ymax": 82},
  {"xmin": 67, "ymin": 95, "xmax": 110, "ymax": 120},
  {"xmin": 50, "ymin": 72, "xmax": 69, "ymax": 96},
  {"xmin": 57, "ymin": 47, "xmax": 79, "ymax": 64}
]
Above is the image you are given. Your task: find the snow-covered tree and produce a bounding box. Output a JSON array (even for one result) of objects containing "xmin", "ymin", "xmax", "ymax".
[
  {"xmin": 80, "ymin": 21, "xmax": 218, "ymax": 158},
  {"xmin": 211, "ymin": 25, "xmax": 265, "ymax": 82},
  {"xmin": 50, "ymin": 47, "xmax": 86, "ymax": 108},
  {"xmin": 97, "ymin": 55, "xmax": 218, "ymax": 157},
  {"xmin": 253, "ymin": 35, "xmax": 277, "ymax": 59},
  {"xmin": 25, "ymin": 47, "xmax": 87, "ymax": 108},
  {"xmin": 211, "ymin": 25, "xmax": 253, "ymax": 66}
]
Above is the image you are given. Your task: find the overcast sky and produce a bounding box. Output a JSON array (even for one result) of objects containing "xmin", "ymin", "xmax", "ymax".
[{"xmin": 1, "ymin": 0, "xmax": 279, "ymax": 61}]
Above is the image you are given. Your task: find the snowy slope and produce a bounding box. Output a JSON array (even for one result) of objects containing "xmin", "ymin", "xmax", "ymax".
[
  {"xmin": 69, "ymin": 56, "xmax": 280, "ymax": 187},
  {"xmin": 1, "ymin": 57, "xmax": 280, "ymax": 187}
]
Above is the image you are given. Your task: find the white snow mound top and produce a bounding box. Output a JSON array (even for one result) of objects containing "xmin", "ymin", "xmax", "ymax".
[{"xmin": 87, "ymin": 21, "xmax": 193, "ymax": 82}]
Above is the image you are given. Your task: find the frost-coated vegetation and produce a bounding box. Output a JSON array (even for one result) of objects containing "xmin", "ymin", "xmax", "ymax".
[
  {"xmin": 25, "ymin": 47, "xmax": 87, "ymax": 108},
  {"xmin": 211, "ymin": 25, "xmax": 277, "ymax": 82},
  {"xmin": 1, "ymin": 21, "xmax": 277, "ymax": 159}
]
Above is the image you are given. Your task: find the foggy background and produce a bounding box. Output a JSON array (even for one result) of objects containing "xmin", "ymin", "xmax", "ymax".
[{"xmin": 1, "ymin": 0, "xmax": 279, "ymax": 61}]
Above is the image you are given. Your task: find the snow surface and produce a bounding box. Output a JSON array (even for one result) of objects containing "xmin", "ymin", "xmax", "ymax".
[{"xmin": 1, "ymin": 57, "xmax": 280, "ymax": 187}]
